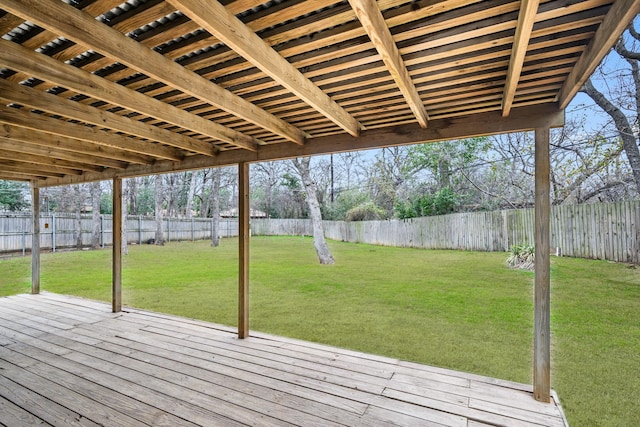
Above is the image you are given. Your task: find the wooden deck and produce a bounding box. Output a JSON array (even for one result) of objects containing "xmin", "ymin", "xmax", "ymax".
[{"xmin": 0, "ymin": 293, "xmax": 568, "ymax": 427}]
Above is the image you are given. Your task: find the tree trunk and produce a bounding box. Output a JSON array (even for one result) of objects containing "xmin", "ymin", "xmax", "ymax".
[
  {"xmin": 154, "ymin": 175, "xmax": 165, "ymax": 245},
  {"xmin": 121, "ymin": 181, "xmax": 128, "ymax": 255},
  {"xmin": 128, "ymin": 178, "xmax": 137, "ymax": 215},
  {"xmin": 582, "ymin": 79, "xmax": 640, "ymax": 194},
  {"xmin": 185, "ymin": 171, "xmax": 197, "ymax": 218},
  {"xmin": 292, "ymin": 157, "xmax": 335, "ymax": 264},
  {"xmin": 90, "ymin": 181, "xmax": 101, "ymax": 249},
  {"xmin": 211, "ymin": 168, "xmax": 221, "ymax": 247},
  {"xmin": 74, "ymin": 185, "xmax": 83, "ymax": 250}
]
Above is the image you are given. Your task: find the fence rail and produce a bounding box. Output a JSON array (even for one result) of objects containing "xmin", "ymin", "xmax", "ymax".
[
  {"xmin": 251, "ymin": 201, "xmax": 640, "ymax": 264},
  {"xmin": 0, "ymin": 214, "xmax": 238, "ymax": 254}
]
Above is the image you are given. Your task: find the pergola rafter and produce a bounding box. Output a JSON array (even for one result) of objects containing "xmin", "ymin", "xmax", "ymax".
[
  {"xmin": 349, "ymin": 0, "xmax": 429, "ymax": 127},
  {"xmin": 502, "ymin": 0, "xmax": 540, "ymax": 116}
]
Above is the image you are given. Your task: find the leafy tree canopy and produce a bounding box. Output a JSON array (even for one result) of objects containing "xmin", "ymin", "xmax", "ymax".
[{"xmin": 0, "ymin": 180, "xmax": 29, "ymax": 211}]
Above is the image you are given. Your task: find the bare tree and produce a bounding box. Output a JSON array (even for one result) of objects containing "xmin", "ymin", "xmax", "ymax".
[
  {"xmin": 164, "ymin": 174, "xmax": 179, "ymax": 217},
  {"xmin": 253, "ymin": 161, "xmax": 285, "ymax": 218},
  {"xmin": 185, "ymin": 171, "xmax": 197, "ymax": 218},
  {"xmin": 489, "ymin": 122, "xmax": 629, "ymax": 208},
  {"xmin": 122, "ymin": 179, "xmax": 128, "ymax": 255},
  {"xmin": 90, "ymin": 181, "xmax": 101, "ymax": 249},
  {"xmin": 154, "ymin": 174, "xmax": 165, "ymax": 245},
  {"xmin": 366, "ymin": 147, "xmax": 414, "ymax": 216},
  {"xmin": 291, "ymin": 157, "xmax": 334, "ymax": 264},
  {"xmin": 127, "ymin": 178, "xmax": 137, "ymax": 216},
  {"xmin": 73, "ymin": 184, "xmax": 83, "ymax": 249},
  {"xmin": 581, "ymin": 22, "xmax": 640, "ymax": 195},
  {"xmin": 336, "ymin": 151, "xmax": 365, "ymax": 191},
  {"xmin": 210, "ymin": 168, "xmax": 222, "ymax": 247}
]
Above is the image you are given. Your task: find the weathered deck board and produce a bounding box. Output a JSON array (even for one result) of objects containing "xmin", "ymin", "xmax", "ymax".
[{"xmin": 0, "ymin": 293, "xmax": 569, "ymax": 426}]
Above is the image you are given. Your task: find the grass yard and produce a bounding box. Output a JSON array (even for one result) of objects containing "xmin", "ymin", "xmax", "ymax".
[{"xmin": 1, "ymin": 236, "xmax": 638, "ymax": 426}]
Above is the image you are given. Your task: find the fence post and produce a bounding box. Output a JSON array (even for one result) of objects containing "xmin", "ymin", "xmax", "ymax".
[
  {"xmin": 51, "ymin": 213, "xmax": 56, "ymax": 253},
  {"xmin": 167, "ymin": 217, "xmax": 170, "ymax": 242},
  {"xmin": 192, "ymin": 217, "xmax": 195, "ymax": 241},
  {"xmin": 138, "ymin": 215, "xmax": 142, "ymax": 245},
  {"xmin": 22, "ymin": 230, "xmax": 25, "ymax": 257}
]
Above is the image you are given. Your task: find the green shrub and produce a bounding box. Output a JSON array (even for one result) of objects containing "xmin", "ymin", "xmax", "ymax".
[
  {"xmin": 345, "ymin": 201, "xmax": 387, "ymax": 221},
  {"xmin": 506, "ymin": 244, "xmax": 535, "ymax": 270}
]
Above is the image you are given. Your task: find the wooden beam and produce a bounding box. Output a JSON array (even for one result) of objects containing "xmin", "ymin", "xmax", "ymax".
[
  {"xmin": 0, "ymin": 119, "xmax": 150, "ymax": 167},
  {"xmin": 167, "ymin": 0, "xmax": 361, "ymax": 137},
  {"xmin": 0, "ymin": 159, "xmax": 82, "ymax": 176},
  {"xmin": 31, "ymin": 182, "xmax": 40, "ymax": 294},
  {"xmin": 534, "ymin": 127, "xmax": 551, "ymax": 403},
  {"xmin": 238, "ymin": 162, "xmax": 250, "ymax": 339},
  {"xmin": 349, "ymin": 0, "xmax": 428, "ymax": 128},
  {"xmin": 112, "ymin": 177, "xmax": 122, "ymax": 313},
  {"xmin": 502, "ymin": 0, "xmax": 540, "ymax": 116},
  {"xmin": 0, "ymin": 106, "xmax": 170, "ymax": 163},
  {"xmin": 0, "ymin": 80, "xmax": 188, "ymax": 160},
  {"xmin": 558, "ymin": 0, "xmax": 640, "ymax": 108},
  {"xmin": 0, "ymin": 38, "xmax": 243, "ymax": 154},
  {"xmin": 0, "ymin": 163, "xmax": 65, "ymax": 178},
  {"xmin": 38, "ymin": 103, "xmax": 565, "ymax": 187},
  {"xmin": 0, "ymin": 148, "xmax": 106, "ymax": 174},
  {"xmin": 0, "ymin": 171, "xmax": 45, "ymax": 181},
  {"xmin": 1, "ymin": 0, "xmax": 303, "ymax": 147},
  {"xmin": 0, "ymin": 138, "xmax": 125, "ymax": 170}
]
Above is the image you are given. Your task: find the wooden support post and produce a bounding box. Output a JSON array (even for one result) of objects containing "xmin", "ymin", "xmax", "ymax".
[
  {"xmin": 31, "ymin": 182, "xmax": 40, "ymax": 295},
  {"xmin": 238, "ymin": 163, "xmax": 250, "ymax": 339},
  {"xmin": 534, "ymin": 127, "xmax": 551, "ymax": 402},
  {"xmin": 112, "ymin": 177, "xmax": 122, "ymax": 313}
]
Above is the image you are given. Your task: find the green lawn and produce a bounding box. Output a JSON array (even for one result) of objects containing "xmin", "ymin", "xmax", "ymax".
[{"xmin": 1, "ymin": 236, "xmax": 638, "ymax": 426}]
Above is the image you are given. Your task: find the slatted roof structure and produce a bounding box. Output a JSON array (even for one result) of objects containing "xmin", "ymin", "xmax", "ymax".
[
  {"xmin": 1, "ymin": 0, "xmax": 639, "ymax": 408},
  {"xmin": 0, "ymin": 0, "xmax": 636, "ymax": 186}
]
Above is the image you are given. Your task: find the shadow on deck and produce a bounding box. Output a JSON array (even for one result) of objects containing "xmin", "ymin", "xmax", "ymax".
[{"xmin": 0, "ymin": 293, "xmax": 568, "ymax": 426}]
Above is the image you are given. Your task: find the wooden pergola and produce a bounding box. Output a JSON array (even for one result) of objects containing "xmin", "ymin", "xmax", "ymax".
[{"xmin": 0, "ymin": 0, "xmax": 637, "ymax": 404}]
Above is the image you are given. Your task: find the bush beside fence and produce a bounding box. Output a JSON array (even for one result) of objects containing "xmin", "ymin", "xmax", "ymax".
[{"xmin": 251, "ymin": 201, "xmax": 640, "ymax": 264}]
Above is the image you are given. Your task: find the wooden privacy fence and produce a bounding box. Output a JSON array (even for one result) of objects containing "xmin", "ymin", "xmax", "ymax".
[
  {"xmin": 0, "ymin": 213, "xmax": 239, "ymax": 254},
  {"xmin": 251, "ymin": 201, "xmax": 640, "ymax": 264}
]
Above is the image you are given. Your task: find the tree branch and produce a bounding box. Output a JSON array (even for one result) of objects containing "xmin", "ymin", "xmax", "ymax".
[
  {"xmin": 615, "ymin": 37, "xmax": 640, "ymax": 61},
  {"xmin": 459, "ymin": 169, "xmax": 518, "ymax": 209},
  {"xmin": 581, "ymin": 78, "xmax": 640, "ymax": 192},
  {"xmin": 628, "ymin": 21, "xmax": 640, "ymax": 42}
]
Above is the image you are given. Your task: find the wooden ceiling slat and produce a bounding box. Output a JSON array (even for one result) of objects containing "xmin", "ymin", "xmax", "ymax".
[
  {"xmin": 0, "ymin": 114, "xmax": 154, "ymax": 166},
  {"xmin": 1, "ymin": 38, "xmax": 237, "ymax": 155},
  {"xmin": 0, "ymin": 137, "xmax": 126, "ymax": 170},
  {"xmin": 0, "ymin": 160, "xmax": 81, "ymax": 177},
  {"xmin": 1, "ymin": 0, "xmax": 290, "ymax": 149},
  {"xmin": 0, "ymin": 170, "xmax": 48, "ymax": 181},
  {"xmin": 0, "ymin": 79, "xmax": 196, "ymax": 159},
  {"xmin": 0, "ymin": 11, "xmax": 22, "ymax": 34},
  {"xmin": 2, "ymin": 0, "xmax": 123, "ymax": 89},
  {"xmin": 502, "ymin": 0, "xmax": 540, "ymax": 116},
  {"xmin": 0, "ymin": 148, "xmax": 104, "ymax": 173},
  {"xmin": 168, "ymin": 0, "xmax": 361, "ymax": 137},
  {"xmin": 559, "ymin": 0, "xmax": 640, "ymax": 107},
  {"xmin": 80, "ymin": 0, "xmax": 600, "ymax": 137},
  {"xmin": 0, "ymin": 105, "xmax": 176, "ymax": 161},
  {"xmin": 349, "ymin": 0, "xmax": 428, "ymax": 128}
]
